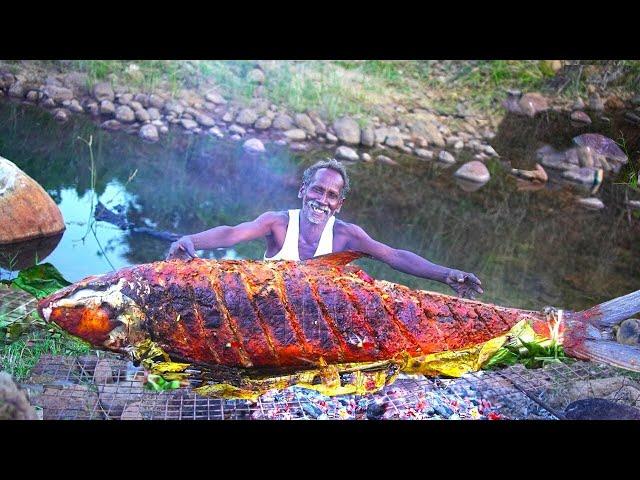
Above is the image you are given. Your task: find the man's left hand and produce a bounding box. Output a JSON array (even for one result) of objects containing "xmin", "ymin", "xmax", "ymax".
[{"xmin": 445, "ymin": 269, "xmax": 483, "ymax": 299}]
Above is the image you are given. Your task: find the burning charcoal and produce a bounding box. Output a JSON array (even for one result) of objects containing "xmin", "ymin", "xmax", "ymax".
[{"xmin": 366, "ymin": 401, "xmax": 387, "ymax": 420}]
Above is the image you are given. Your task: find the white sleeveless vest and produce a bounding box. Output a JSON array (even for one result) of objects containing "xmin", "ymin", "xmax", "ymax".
[{"xmin": 264, "ymin": 209, "xmax": 335, "ymax": 261}]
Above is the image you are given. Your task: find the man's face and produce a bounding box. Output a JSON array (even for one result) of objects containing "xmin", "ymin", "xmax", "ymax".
[{"xmin": 299, "ymin": 168, "xmax": 345, "ymax": 225}]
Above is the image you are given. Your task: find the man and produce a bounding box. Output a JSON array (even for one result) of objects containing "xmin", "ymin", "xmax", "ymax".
[{"xmin": 167, "ymin": 159, "xmax": 483, "ymax": 298}]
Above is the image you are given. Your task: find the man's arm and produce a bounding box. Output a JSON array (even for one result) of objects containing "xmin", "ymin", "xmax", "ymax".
[
  {"xmin": 166, "ymin": 211, "xmax": 279, "ymax": 260},
  {"xmin": 345, "ymin": 224, "xmax": 483, "ymax": 298}
]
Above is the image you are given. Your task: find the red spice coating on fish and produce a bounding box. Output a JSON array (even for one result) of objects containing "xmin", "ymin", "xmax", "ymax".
[{"xmin": 39, "ymin": 255, "xmax": 545, "ymax": 369}]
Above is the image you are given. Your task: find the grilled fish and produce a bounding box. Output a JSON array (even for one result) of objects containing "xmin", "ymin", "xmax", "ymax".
[{"xmin": 37, "ymin": 252, "xmax": 640, "ymax": 389}]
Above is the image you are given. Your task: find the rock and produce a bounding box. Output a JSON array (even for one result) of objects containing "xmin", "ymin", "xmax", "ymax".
[
  {"xmin": 8, "ymin": 82, "xmax": 26, "ymax": 98},
  {"xmin": 53, "ymin": 109, "xmax": 69, "ymax": 122},
  {"xmin": 605, "ymin": 95, "xmax": 625, "ymax": 110},
  {"xmin": 133, "ymin": 93, "xmax": 149, "ymax": 107},
  {"xmin": 437, "ymin": 150, "xmax": 456, "ymax": 164},
  {"xmin": 326, "ymin": 133, "xmax": 338, "ymax": 143},
  {"xmin": 361, "ymin": 153, "xmax": 372, "ymax": 162},
  {"xmin": 385, "ymin": 135, "xmax": 404, "ymax": 148},
  {"xmin": 93, "ymin": 82, "xmax": 114, "ymax": 102},
  {"xmin": 100, "ymin": 100, "xmax": 115, "ymax": 116},
  {"xmin": 374, "ymin": 127, "xmax": 390, "ymax": 144},
  {"xmin": 625, "ymin": 111, "xmax": 640, "ymax": 125},
  {"xmin": 565, "ymin": 398, "xmax": 640, "ymax": 420},
  {"xmin": 229, "ymin": 124, "xmax": 246, "ymax": 136},
  {"xmin": 144, "ymin": 107, "xmax": 159, "ymax": 121},
  {"xmin": 139, "ymin": 124, "xmax": 159, "ymax": 142},
  {"xmin": 159, "ymin": 125, "xmax": 169, "ymax": 134},
  {"xmin": 573, "ymin": 97, "xmax": 585, "ymax": 110},
  {"xmin": 484, "ymin": 145, "xmax": 499, "ymax": 157},
  {"xmin": 208, "ymin": 126, "xmax": 224, "ymax": 138},
  {"xmin": 247, "ymin": 68, "xmax": 266, "ymax": 84},
  {"xmin": 377, "ymin": 155, "xmax": 398, "ymax": 166},
  {"xmin": 335, "ymin": 146, "xmax": 359, "ymax": 162},
  {"xmin": 272, "ymin": 113, "xmax": 294, "ymax": 130},
  {"xmin": 571, "ymin": 110, "xmax": 592, "ymax": 124},
  {"xmin": 43, "ymin": 85, "xmax": 74, "ymax": 105},
  {"xmin": 294, "ymin": 113, "xmax": 316, "ymax": 135},
  {"xmin": 360, "ymin": 127, "xmax": 375, "ymax": 147},
  {"xmin": 254, "ymin": 116, "xmax": 272, "ymax": 130},
  {"xmin": 194, "ymin": 112, "xmax": 215, "ymax": 127},
  {"xmin": 616, "ymin": 318, "xmax": 640, "ymax": 345},
  {"xmin": 511, "ymin": 164, "xmax": 548, "ymax": 183},
  {"xmin": 243, "ymin": 138, "xmax": 266, "ymax": 154},
  {"xmin": 0, "ymin": 156, "xmax": 66, "ymax": 243},
  {"xmin": 407, "ymin": 120, "xmax": 445, "ymax": 148},
  {"xmin": 310, "ymin": 114, "xmax": 327, "ymax": 135},
  {"xmin": 455, "ymin": 161, "xmax": 490, "ymax": 183},
  {"xmin": 588, "ymin": 93, "xmax": 604, "ymax": 112},
  {"xmin": 164, "ymin": 100, "xmax": 184, "ymax": 116},
  {"xmin": 117, "ymin": 93, "xmax": 133, "ymax": 105},
  {"xmin": 284, "ymin": 129, "xmax": 306, "ymax": 141},
  {"xmin": 41, "ymin": 98, "xmax": 55, "ymax": 108},
  {"xmin": 563, "ymin": 167, "xmax": 603, "ymax": 186},
  {"xmin": 453, "ymin": 140, "xmax": 464, "ymax": 150},
  {"xmin": 626, "ymin": 200, "xmax": 640, "ymax": 210},
  {"xmin": 576, "ymin": 197, "xmax": 605, "ymax": 210},
  {"xmin": 415, "ymin": 148, "xmax": 434, "ymax": 160},
  {"xmin": 148, "ymin": 94, "xmax": 165, "ymax": 109},
  {"xmin": 68, "ymin": 99, "xmax": 83, "ymax": 113},
  {"xmin": 205, "ymin": 91, "xmax": 227, "ymax": 105},
  {"xmin": 115, "ymin": 105, "xmax": 135, "ymax": 123},
  {"xmin": 333, "ymin": 117, "xmax": 361, "ymax": 145},
  {"xmin": 180, "ymin": 118, "xmax": 198, "ymax": 130},
  {"xmin": 503, "ymin": 91, "xmax": 549, "ymax": 117},
  {"xmin": 101, "ymin": 120, "xmax": 122, "ymax": 131},
  {"xmin": 235, "ymin": 108, "xmax": 259, "ymax": 126},
  {"xmin": 134, "ymin": 108, "xmax": 150, "ymax": 123},
  {"xmin": 289, "ymin": 143, "xmax": 309, "ymax": 152}
]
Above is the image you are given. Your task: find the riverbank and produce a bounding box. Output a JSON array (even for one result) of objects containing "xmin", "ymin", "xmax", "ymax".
[{"xmin": 1, "ymin": 60, "xmax": 639, "ymax": 181}]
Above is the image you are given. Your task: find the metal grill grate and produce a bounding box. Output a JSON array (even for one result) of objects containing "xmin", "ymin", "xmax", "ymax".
[{"xmin": 0, "ymin": 285, "xmax": 38, "ymax": 322}]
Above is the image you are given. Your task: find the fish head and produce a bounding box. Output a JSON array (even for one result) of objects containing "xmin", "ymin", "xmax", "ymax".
[{"xmin": 37, "ymin": 273, "xmax": 147, "ymax": 351}]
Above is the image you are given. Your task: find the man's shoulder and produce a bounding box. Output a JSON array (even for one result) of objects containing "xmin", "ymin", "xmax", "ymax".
[
  {"xmin": 258, "ymin": 210, "xmax": 290, "ymax": 227},
  {"xmin": 334, "ymin": 219, "xmax": 365, "ymax": 237}
]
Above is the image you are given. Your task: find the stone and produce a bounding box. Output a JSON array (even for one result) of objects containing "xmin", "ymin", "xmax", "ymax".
[
  {"xmin": 407, "ymin": 120, "xmax": 445, "ymax": 147},
  {"xmin": 571, "ymin": 110, "xmax": 592, "ymax": 124},
  {"xmin": 563, "ymin": 167, "xmax": 603, "ymax": 185},
  {"xmin": 118, "ymin": 93, "xmax": 133, "ymax": 105},
  {"xmin": 326, "ymin": 133, "xmax": 338, "ymax": 143},
  {"xmin": 272, "ymin": 113, "xmax": 294, "ymax": 130},
  {"xmin": 335, "ymin": 146, "xmax": 359, "ymax": 162},
  {"xmin": 289, "ymin": 143, "xmax": 309, "ymax": 152},
  {"xmin": 333, "ymin": 117, "xmax": 361, "ymax": 145},
  {"xmin": 235, "ymin": 108, "xmax": 259, "ymax": 125},
  {"xmin": 573, "ymin": 97, "xmax": 585, "ymax": 110},
  {"xmin": 100, "ymin": 100, "xmax": 115, "ymax": 116},
  {"xmin": 454, "ymin": 161, "xmax": 490, "ymax": 183},
  {"xmin": 164, "ymin": 100, "xmax": 184, "ymax": 116},
  {"xmin": 284, "ymin": 129, "xmax": 307, "ymax": 141},
  {"xmin": 134, "ymin": 108, "xmax": 150, "ymax": 123},
  {"xmin": 626, "ymin": 200, "xmax": 640, "ymax": 210},
  {"xmin": 194, "ymin": 112, "xmax": 215, "ymax": 127},
  {"xmin": 360, "ymin": 127, "xmax": 375, "ymax": 147},
  {"xmin": 115, "ymin": 105, "xmax": 136, "ymax": 123},
  {"xmin": 415, "ymin": 149, "xmax": 434, "ymax": 160},
  {"xmin": 159, "ymin": 125, "xmax": 169, "ymax": 134},
  {"xmin": 8, "ymin": 82, "xmax": 25, "ymax": 98},
  {"xmin": 180, "ymin": 118, "xmax": 198, "ymax": 130},
  {"xmin": 293, "ymin": 113, "xmax": 316, "ymax": 135},
  {"xmin": 576, "ymin": 197, "xmax": 605, "ymax": 210},
  {"xmin": 243, "ymin": 138, "xmax": 266, "ymax": 154},
  {"xmin": 247, "ymin": 68, "xmax": 266, "ymax": 84},
  {"xmin": 93, "ymin": 82, "xmax": 114, "ymax": 102},
  {"xmin": 605, "ymin": 95, "xmax": 625, "ymax": 110},
  {"xmin": 625, "ymin": 111, "xmax": 640, "ymax": 125},
  {"xmin": 588, "ymin": 93, "xmax": 604, "ymax": 112},
  {"xmin": 377, "ymin": 155, "xmax": 398, "ymax": 166},
  {"xmin": 0, "ymin": 156, "xmax": 66, "ymax": 243},
  {"xmin": 148, "ymin": 94, "xmax": 165, "ymax": 109},
  {"xmin": 146, "ymin": 107, "xmax": 160, "ymax": 121},
  {"xmin": 385, "ymin": 135, "xmax": 404, "ymax": 148},
  {"xmin": 53, "ymin": 109, "xmax": 69, "ymax": 122},
  {"xmin": 374, "ymin": 127, "xmax": 390, "ymax": 144},
  {"xmin": 41, "ymin": 98, "xmax": 56, "ymax": 109},
  {"xmin": 133, "ymin": 93, "xmax": 149, "ymax": 107},
  {"xmin": 565, "ymin": 398, "xmax": 640, "ymax": 420},
  {"xmin": 229, "ymin": 124, "xmax": 246, "ymax": 135},
  {"xmin": 43, "ymin": 85, "xmax": 74, "ymax": 104},
  {"xmin": 484, "ymin": 145, "xmax": 499, "ymax": 157},
  {"xmin": 453, "ymin": 140, "xmax": 464, "ymax": 150},
  {"xmin": 361, "ymin": 153, "xmax": 372, "ymax": 162},
  {"xmin": 101, "ymin": 120, "xmax": 122, "ymax": 131},
  {"xmin": 68, "ymin": 99, "xmax": 83, "ymax": 113},
  {"xmin": 208, "ymin": 126, "xmax": 224, "ymax": 138},
  {"xmin": 25, "ymin": 90, "xmax": 41, "ymax": 102},
  {"xmin": 139, "ymin": 124, "xmax": 159, "ymax": 142},
  {"xmin": 437, "ymin": 150, "xmax": 456, "ymax": 164},
  {"xmin": 254, "ymin": 116, "xmax": 272, "ymax": 129},
  {"xmin": 205, "ymin": 91, "xmax": 227, "ymax": 105}
]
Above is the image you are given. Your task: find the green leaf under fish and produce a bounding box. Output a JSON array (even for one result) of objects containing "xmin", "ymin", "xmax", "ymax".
[{"xmin": 9, "ymin": 263, "xmax": 71, "ymax": 299}]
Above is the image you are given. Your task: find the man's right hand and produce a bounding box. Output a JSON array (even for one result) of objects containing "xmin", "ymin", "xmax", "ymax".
[{"xmin": 166, "ymin": 236, "xmax": 198, "ymax": 260}]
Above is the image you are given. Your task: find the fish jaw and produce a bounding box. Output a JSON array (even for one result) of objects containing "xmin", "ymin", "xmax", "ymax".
[{"xmin": 37, "ymin": 277, "xmax": 147, "ymax": 351}]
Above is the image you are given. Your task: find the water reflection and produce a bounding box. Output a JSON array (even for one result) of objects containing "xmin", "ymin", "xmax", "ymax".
[{"xmin": 0, "ymin": 100, "xmax": 638, "ymax": 314}]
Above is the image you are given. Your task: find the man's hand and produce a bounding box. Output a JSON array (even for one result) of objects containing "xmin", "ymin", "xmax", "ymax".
[
  {"xmin": 445, "ymin": 269, "xmax": 483, "ymax": 299},
  {"xmin": 166, "ymin": 236, "xmax": 198, "ymax": 260}
]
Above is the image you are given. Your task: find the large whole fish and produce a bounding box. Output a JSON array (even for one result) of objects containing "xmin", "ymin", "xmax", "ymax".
[{"xmin": 37, "ymin": 252, "xmax": 640, "ymax": 395}]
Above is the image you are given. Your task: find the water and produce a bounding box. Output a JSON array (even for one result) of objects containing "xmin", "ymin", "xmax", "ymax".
[{"xmin": 1, "ymin": 100, "xmax": 638, "ymax": 312}]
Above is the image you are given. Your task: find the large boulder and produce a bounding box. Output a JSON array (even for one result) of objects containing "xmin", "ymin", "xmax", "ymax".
[
  {"xmin": 454, "ymin": 161, "xmax": 490, "ymax": 183},
  {"xmin": 0, "ymin": 156, "xmax": 65, "ymax": 243}
]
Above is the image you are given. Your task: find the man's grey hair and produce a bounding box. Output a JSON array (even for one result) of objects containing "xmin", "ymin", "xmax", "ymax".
[{"xmin": 301, "ymin": 159, "xmax": 351, "ymax": 199}]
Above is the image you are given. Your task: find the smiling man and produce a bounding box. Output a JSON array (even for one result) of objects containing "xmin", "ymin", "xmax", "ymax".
[{"xmin": 167, "ymin": 159, "xmax": 483, "ymax": 298}]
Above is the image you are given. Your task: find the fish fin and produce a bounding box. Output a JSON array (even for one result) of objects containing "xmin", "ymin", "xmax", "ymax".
[
  {"xmin": 562, "ymin": 289, "xmax": 640, "ymax": 372},
  {"xmin": 303, "ymin": 250, "xmax": 368, "ymax": 268}
]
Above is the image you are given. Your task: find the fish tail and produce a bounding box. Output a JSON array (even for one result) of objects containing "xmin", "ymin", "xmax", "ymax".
[{"xmin": 561, "ymin": 289, "xmax": 640, "ymax": 372}]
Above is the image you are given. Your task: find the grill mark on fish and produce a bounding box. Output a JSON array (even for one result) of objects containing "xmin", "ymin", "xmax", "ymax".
[
  {"xmin": 446, "ymin": 297, "xmax": 495, "ymax": 348},
  {"xmin": 380, "ymin": 283, "xmax": 428, "ymax": 356},
  {"xmin": 342, "ymin": 276, "xmax": 416, "ymax": 356},
  {"xmin": 201, "ymin": 262, "xmax": 253, "ymax": 368},
  {"xmin": 310, "ymin": 270, "xmax": 381, "ymax": 362},
  {"xmin": 472, "ymin": 304, "xmax": 513, "ymax": 338},
  {"xmin": 421, "ymin": 297, "xmax": 465, "ymax": 350},
  {"xmin": 282, "ymin": 267, "xmax": 341, "ymax": 360},
  {"xmin": 225, "ymin": 265, "xmax": 281, "ymax": 366}
]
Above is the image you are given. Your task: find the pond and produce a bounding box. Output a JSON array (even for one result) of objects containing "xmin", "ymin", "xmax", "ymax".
[{"xmin": 1, "ymin": 100, "xmax": 639, "ymax": 312}]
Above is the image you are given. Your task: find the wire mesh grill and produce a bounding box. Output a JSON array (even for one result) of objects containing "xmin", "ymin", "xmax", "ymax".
[{"xmin": 0, "ymin": 285, "xmax": 38, "ymax": 323}]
